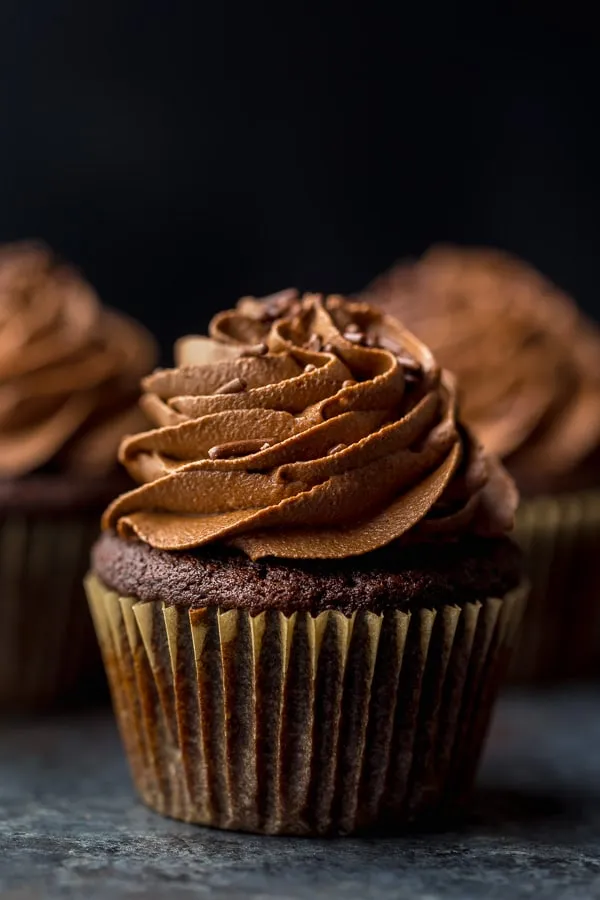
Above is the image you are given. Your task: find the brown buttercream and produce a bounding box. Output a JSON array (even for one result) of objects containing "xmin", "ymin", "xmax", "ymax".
[
  {"xmin": 103, "ymin": 291, "xmax": 517, "ymax": 559},
  {"xmin": 0, "ymin": 241, "xmax": 157, "ymax": 478},
  {"xmin": 362, "ymin": 245, "xmax": 600, "ymax": 494}
]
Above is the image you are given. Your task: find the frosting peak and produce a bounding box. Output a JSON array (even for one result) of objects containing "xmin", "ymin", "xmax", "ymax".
[
  {"xmin": 0, "ymin": 242, "xmax": 157, "ymax": 478},
  {"xmin": 104, "ymin": 292, "xmax": 517, "ymax": 559},
  {"xmin": 362, "ymin": 245, "xmax": 600, "ymax": 493}
]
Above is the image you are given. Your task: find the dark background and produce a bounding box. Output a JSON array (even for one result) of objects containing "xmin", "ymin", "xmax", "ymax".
[{"xmin": 1, "ymin": 2, "xmax": 599, "ymax": 361}]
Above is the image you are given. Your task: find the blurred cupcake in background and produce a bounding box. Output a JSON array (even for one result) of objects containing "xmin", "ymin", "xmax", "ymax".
[
  {"xmin": 361, "ymin": 245, "xmax": 600, "ymax": 680},
  {"xmin": 0, "ymin": 241, "xmax": 157, "ymax": 709}
]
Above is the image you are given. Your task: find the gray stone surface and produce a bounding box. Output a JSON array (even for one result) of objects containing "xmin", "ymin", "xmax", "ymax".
[{"xmin": 1, "ymin": 688, "xmax": 600, "ymax": 900}]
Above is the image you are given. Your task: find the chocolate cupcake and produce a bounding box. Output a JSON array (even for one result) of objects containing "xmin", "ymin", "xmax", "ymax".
[
  {"xmin": 362, "ymin": 245, "xmax": 600, "ymax": 679},
  {"xmin": 0, "ymin": 241, "xmax": 157, "ymax": 709},
  {"xmin": 86, "ymin": 292, "xmax": 525, "ymax": 835}
]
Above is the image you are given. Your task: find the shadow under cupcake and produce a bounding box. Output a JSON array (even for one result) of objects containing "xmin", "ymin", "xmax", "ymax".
[
  {"xmin": 86, "ymin": 291, "xmax": 526, "ymax": 835},
  {"xmin": 0, "ymin": 241, "xmax": 156, "ymax": 710}
]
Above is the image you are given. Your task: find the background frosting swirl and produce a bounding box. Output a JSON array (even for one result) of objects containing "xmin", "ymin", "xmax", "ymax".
[
  {"xmin": 104, "ymin": 291, "xmax": 517, "ymax": 559},
  {"xmin": 0, "ymin": 242, "xmax": 157, "ymax": 478},
  {"xmin": 362, "ymin": 245, "xmax": 600, "ymax": 493}
]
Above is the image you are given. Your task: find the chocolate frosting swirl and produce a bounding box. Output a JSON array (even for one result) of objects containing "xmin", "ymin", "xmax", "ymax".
[
  {"xmin": 0, "ymin": 242, "xmax": 157, "ymax": 478},
  {"xmin": 103, "ymin": 291, "xmax": 517, "ymax": 559},
  {"xmin": 362, "ymin": 246, "xmax": 600, "ymax": 493}
]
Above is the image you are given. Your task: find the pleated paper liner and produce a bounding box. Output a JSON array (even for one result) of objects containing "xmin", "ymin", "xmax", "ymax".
[
  {"xmin": 86, "ymin": 573, "xmax": 527, "ymax": 836},
  {"xmin": 0, "ymin": 514, "xmax": 103, "ymax": 710},
  {"xmin": 510, "ymin": 489, "xmax": 600, "ymax": 681}
]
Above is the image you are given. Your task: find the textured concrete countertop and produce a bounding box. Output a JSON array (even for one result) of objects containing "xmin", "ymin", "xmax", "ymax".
[{"xmin": 1, "ymin": 688, "xmax": 600, "ymax": 900}]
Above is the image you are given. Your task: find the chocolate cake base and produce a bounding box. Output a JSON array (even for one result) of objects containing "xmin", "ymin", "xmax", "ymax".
[{"xmin": 92, "ymin": 530, "xmax": 523, "ymax": 616}]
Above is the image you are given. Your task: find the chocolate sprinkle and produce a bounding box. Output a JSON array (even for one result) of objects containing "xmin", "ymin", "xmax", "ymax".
[
  {"xmin": 215, "ymin": 377, "xmax": 247, "ymax": 395},
  {"xmin": 261, "ymin": 289, "xmax": 299, "ymax": 320},
  {"xmin": 240, "ymin": 343, "xmax": 268, "ymax": 357},
  {"xmin": 208, "ymin": 439, "xmax": 271, "ymax": 460},
  {"xmin": 343, "ymin": 331, "xmax": 365, "ymax": 344},
  {"xmin": 396, "ymin": 354, "xmax": 422, "ymax": 373},
  {"xmin": 377, "ymin": 335, "xmax": 401, "ymax": 354}
]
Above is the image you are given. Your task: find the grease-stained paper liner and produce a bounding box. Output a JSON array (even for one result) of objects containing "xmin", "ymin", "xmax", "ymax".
[
  {"xmin": 511, "ymin": 489, "xmax": 600, "ymax": 682},
  {"xmin": 87, "ymin": 574, "xmax": 526, "ymax": 835},
  {"xmin": 0, "ymin": 515, "xmax": 101, "ymax": 710}
]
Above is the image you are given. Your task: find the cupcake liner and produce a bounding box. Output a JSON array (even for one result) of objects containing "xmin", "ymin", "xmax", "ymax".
[
  {"xmin": 0, "ymin": 514, "xmax": 102, "ymax": 710},
  {"xmin": 86, "ymin": 573, "xmax": 527, "ymax": 835},
  {"xmin": 511, "ymin": 489, "xmax": 600, "ymax": 681}
]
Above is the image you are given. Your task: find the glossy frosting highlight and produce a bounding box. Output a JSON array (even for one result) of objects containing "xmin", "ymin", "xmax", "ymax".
[
  {"xmin": 0, "ymin": 242, "xmax": 157, "ymax": 478},
  {"xmin": 104, "ymin": 291, "xmax": 517, "ymax": 559},
  {"xmin": 362, "ymin": 246, "xmax": 600, "ymax": 493}
]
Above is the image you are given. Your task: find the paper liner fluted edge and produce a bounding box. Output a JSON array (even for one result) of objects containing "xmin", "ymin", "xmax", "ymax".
[
  {"xmin": 86, "ymin": 573, "xmax": 528, "ymax": 836},
  {"xmin": 511, "ymin": 488, "xmax": 600, "ymax": 681},
  {"xmin": 0, "ymin": 514, "xmax": 101, "ymax": 710}
]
